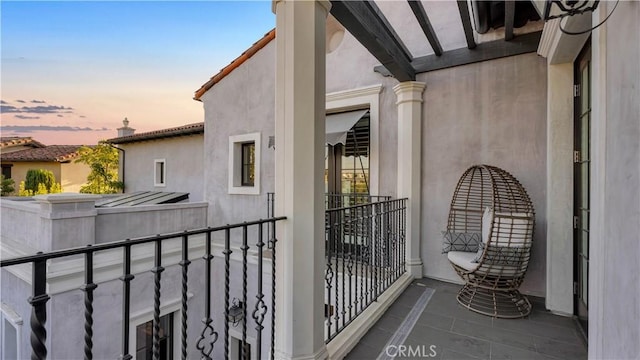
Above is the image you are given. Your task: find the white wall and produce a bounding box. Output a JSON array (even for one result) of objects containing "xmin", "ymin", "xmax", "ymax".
[
  {"xmin": 590, "ymin": 1, "xmax": 640, "ymax": 357},
  {"xmin": 418, "ymin": 53, "xmax": 548, "ymax": 296},
  {"xmin": 201, "ymin": 42, "xmax": 276, "ymax": 226},
  {"xmin": 120, "ymin": 134, "xmax": 204, "ymax": 201}
]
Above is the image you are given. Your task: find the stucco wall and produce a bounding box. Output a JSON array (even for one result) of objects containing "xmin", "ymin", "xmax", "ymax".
[
  {"xmin": 201, "ymin": 42, "xmax": 276, "ymax": 226},
  {"xmin": 419, "ymin": 53, "xmax": 548, "ymax": 296},
  {"xmin": 590, "ymin": 1, "xmax": 640, "ymax": 357},
  {"xmin": 95, "ymin": 202, "xmax": 208, "ymax": 243},
  {"xmin": 119, "ymin": 135, "xmax": 204, "ymax": 201}
]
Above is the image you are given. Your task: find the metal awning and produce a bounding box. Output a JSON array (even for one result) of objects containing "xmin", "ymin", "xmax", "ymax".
[{"xmin": 325, "ymin": 109, "xmax": 369, "ymax": 146}]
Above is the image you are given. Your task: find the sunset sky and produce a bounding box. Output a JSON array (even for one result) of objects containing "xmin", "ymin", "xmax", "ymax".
[{"xmin": 1, "ymin": 1, "xmax": 275, "ymax": 145}]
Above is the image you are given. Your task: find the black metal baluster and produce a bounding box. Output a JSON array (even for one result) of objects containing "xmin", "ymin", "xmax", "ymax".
[
  {"xmin": 357, "ymin": 213, "xmax": 363, "ymax": 315},
  {"xmin": 252, "ymin": 223, "xmax": 267, "ymax": 360},
  {"xmin": 347, "ymin": 216, "xmax": 354, "ymax": 323},
  {"xmin": 120, "ymin": 241, "xmax": 134, "ymax": 360},
  {"xmin": 179, "ymin": 234, "xmax": 190, "ymax": 360},
  {"xmin": 28, "ymin": 255, "xmax": 49, "ymax": 360},
  {"xmin": 241, "ymin": 225, "xmax": 248, "ymax": 360},
  {"xmin": 196, "ymin": 230, "xmax": 217, "ymax": 359},
  {"xmin": 333, "ymin": 208, "xmax": 340, "ymax": 336},
  {"xmin": 374, "ymin": 203, "xmax": 381, "ymax": 300},
  {"xmin": 324, "ymin": 210, "xmax": 334, "ymax": 339},
  {"xmin": 404, "ymin": 200, "xmax": 408, "ymax": 272},
  {"xmin": 81, "ymin": 246, "xmax": 97, "ymax": 360},
  {"xmin": 341, "ymin": 210, "xmax": 347, "ymax": 330},
  {"xmin": 151, "ymin": 240, "xmax": 164, "ymax": 360},
  {"xmin": 393, "ymin": 201, "xmax": 399, "ymax": 282},
  {"xmin": 223, "ymin": 228, "xmax": 231, "ymax": 359},
  {"xmin": 269, "ymin": 220, "xmax": 277, "ymax": 360}
]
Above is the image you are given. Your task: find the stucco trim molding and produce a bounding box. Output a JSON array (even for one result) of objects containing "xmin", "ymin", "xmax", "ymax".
[
  {"xmin": 537, "ymin": 15, "xmax": 590, "ymax": 64},
  {"xmin": 326, "ymin": 84, "xmax": 383, "ymax": 196}
]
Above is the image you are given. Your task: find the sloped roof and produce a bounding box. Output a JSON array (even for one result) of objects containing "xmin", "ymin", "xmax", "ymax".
[
  {"xmin": 194, "ymin": 29, "xmax": 275, "ymax": 100},
  {"xmin": 0, "ymin": 145, "xmax": 84, "ymax": 162},
  {"xmin": 0, "ymin": 137, "xmax": 46, "ymax": 149},
  {"xmin": 106, "ymin": 122, "xmax": 204, "ymax": 144}
]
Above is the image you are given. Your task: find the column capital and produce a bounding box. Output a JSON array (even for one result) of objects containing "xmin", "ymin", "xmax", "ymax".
[
  {"xmin": 273, "ymin": 0, "xmax": 331, "ymax": 15},
  {"xmin": 393, "ymin": 81, "xmax": 426, "ymax": 104}
]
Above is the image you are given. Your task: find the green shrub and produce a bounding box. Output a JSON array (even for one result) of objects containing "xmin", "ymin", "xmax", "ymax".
[
  {"xmin": 19, "ymin": 169, "xmax": 62, "ymax": 196},
  {"xmin": 0, "ymin": 175, "xmax": 15, "ymax": 196}
]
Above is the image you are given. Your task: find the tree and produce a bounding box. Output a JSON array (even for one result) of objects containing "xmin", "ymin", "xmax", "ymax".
[
  {"xmin": 1, "ymin": 175, "xmax": 15, "ymax": 196},
  {"xmin": 18, "ymin": 169, "xmax": 62, "ymax": 196},
  {"xmin": 75, "ymin": 141, "xmax": 123, "ymax": 194}
]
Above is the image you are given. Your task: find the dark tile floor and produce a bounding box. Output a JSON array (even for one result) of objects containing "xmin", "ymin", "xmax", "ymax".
[{"xmin": 346, "ymin": 278, "xmax": 587, "ymax": 360}]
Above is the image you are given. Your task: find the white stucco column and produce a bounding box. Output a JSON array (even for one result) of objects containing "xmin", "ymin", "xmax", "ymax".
[
  {"xmin": 273, "ymin": 0, "xmax": 330, "ymax": 359},
  {"xmin": 545, "ymin": 63, "xmax": 574, "ymax": 316},
  {"xmin": 393, "ymin": 81, "xmax": 426, "ymax": 279}
]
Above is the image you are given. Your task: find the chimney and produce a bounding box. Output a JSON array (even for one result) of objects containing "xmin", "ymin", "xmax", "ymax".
[{"xmin": 117, "ymin": 117, "xmax": 135, "ymax": 137}]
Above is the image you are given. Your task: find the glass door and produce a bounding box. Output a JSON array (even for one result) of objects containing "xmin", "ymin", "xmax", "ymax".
[{"xmin": 574, "ymin": 42, "xmax": 591, "ymax": 335}]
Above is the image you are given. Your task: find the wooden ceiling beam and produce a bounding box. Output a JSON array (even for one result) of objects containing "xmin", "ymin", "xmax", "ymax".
[
  {"xmin": 374, "ymin": 31, "xmax": 541, "ymax": 76},
  {"xmin": 407, "ymin": 0, "xmax": 443, "ymax": 56},
  {"xmin": 505, "ymin": 0, "xmax": 516, "ymax": 41},
  {"xmin": 457, "ymin": 0, "xmax": 477, "ymax": 49},
  {"xmin": 330, "ymin": 0, "xmax": 416, "ymax": 82}
]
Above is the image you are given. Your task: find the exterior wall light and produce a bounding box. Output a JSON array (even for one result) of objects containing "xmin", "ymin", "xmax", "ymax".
[
  {"xmin": 228, "ymin": 298, "xmax": 244, "ymax": 326},
  {"xmin": 543, "ymin": 0, "xmax": 600, "ymax": 20}
]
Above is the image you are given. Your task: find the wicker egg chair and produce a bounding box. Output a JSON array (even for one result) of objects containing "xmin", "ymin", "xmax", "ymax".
[{"xmin": 445, "ymin": 165, "xmax": 535, "ymax": 318}]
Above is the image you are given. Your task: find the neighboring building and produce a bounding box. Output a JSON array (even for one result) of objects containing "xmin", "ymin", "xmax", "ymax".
[
  {"xmin": 0, "ymin": 144, "xmax": 90, "ymax": 193},
  {"xmin": 106, "ymin": 120, "xmax": 205, "ymax": 201},
  {"xmin": 0, "ymin": 137, "xmax": 46, "ymax": 154}
]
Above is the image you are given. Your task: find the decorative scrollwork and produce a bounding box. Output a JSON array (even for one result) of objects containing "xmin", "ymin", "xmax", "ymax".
[
  {"xmin": 252, "ymin": 296, "xmax": 268, "ymax": 331},
  {"xmin": 196, "ymin": 318, "xmax": 218, "ymax": 359}
]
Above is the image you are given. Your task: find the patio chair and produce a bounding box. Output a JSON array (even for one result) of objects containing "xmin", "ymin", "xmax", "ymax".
[{"xmin": 443, "ymin": 165, "xmax": 535, "ymax": 318}]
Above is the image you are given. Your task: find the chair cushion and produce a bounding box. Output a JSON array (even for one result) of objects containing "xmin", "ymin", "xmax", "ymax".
[
  {"xmin": 448, "ymin": 251, "xmax": 481, "ymax": 272},
  {"xmin": 441, "ymin": 231, "xmax": 481, "ymax": 253}
]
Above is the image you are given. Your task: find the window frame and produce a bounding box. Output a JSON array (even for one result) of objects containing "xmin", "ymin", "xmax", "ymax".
[
  {"xmin": 228, "ymin": 133, "xmax": 261, "ymax": 195},
  {"xmin": 154, "ymin": 159, "xmax": 166, "ymax": 187}
]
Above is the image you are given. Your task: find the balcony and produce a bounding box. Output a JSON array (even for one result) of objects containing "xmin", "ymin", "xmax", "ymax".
[{"xmin": 0, "ymin": 194, "xmax": 585, "ymax": 359}]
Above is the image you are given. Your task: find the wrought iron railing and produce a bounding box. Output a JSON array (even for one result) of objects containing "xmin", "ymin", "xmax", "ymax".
[
  {"xmin": 324, "ymin": 198, "xmax": 407, "ymax": 342},
  {"xmin": 0, "ymin": 217, "xmax": 285, "ymax": 360},
  {"xmin": 325, "ymin": 193, "xmax": 392, "ymax": 209}
]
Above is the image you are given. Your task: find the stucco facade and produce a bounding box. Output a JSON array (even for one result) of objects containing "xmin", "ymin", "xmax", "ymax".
[{"xmin": 115, "ymin": 134, "xmax": 205, "ymax": 201}]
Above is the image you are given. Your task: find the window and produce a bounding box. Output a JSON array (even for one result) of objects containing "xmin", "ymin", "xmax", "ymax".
[
  {"xmin": 1, "ymin": 305, "xmax": 22, "ymax": 360},
  {"xmin": 154, "ymin": 159, "xmax": 166, "ymax": 187},
  {"xmin": 325, "ymin": 113, "xmax": 370, "ymax": 196},
  {"xmin": 136, "ymin": 313, "xmax": 173, "ymax": 360},
  {"xmin": 1, "ymin": 165, "xmax": 11, "ymax": 179},
  {"xmin": 241, "ymin": 142, "xmax": 255, "ymax": 186},
  {"xmin": 228, "ymin": 133, "xmax": 261, "ymax": 195},
  {"xmin": 228, "ymin": 330, "xmax": 256, "ymax": 360}
]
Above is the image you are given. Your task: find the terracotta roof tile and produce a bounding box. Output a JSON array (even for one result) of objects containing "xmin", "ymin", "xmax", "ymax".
[
  {"xmin": 0, "ymin": 136, "xmax": 46, "ymax": 149},
  {"xmin": 106, "ymin": 122, "xmax": 204, "ymax": 144},
  {"xmin": 194, "ymin": 29, "xmax": 275, "ymax": 100},
  {"xmin": 0, "ymin": 145, "xmax": 84, "ymax": 162}
]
